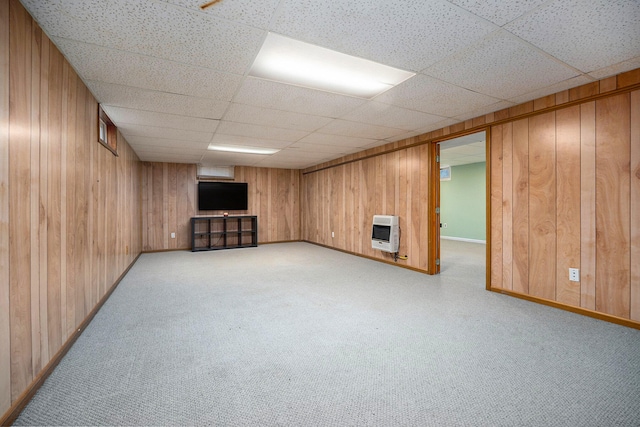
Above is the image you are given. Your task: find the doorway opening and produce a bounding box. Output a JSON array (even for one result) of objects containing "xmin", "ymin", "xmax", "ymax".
[{"xmin": 436, "ymin": 131, "xmax": 487, "ymax": 285}]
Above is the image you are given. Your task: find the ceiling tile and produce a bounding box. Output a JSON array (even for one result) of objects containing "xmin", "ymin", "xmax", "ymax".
[
  {"xmin": 288, "ymin": 142, "xmax": 351, "ymax": 154},
  {"xmin": 440, "ymin": 155, "xmax": 486, "ymax": 167},
  {"xmin": 199, "ymin": 151, "xmax": 266, "ymax": 166},
  {"xmin": 507, "ymin": 75, "xmax": 594, "ymax": 105},
  {"xmin": 448, "ymin": 0, "xmax": 549, "ymax": 27},
  {"xmin": 452, "ymin": 100, "xmax": 516, "ymax": 122},
  {"xmin": 375, "ymin": 74, "xmax": 503, "ymax": 117},
  {"xmin": 101, "ymin": 106, "xmax": 219, "ymax": 133},
  {"xmin": 119, "ymin": 124, "xmax": 212, "ymax": 142},
  {"xmin": 53, "ymin": 39, "xmax": 242, "ymax": 101},
  {"xmin": 505, "ymin": 0, "xmax": 640, "ymax": 73},
  {"xmin": 359, "ymin": 139, "xmax": 390, "ymax": 149},
  {"xmin": 255, "ymin": 158, "xmax": 317, "ymax": 169},
  {"xmin": 340, "ymin": 102, "xmax": 446, "ymax": 131},
  {"xmin": 424, "ymin": 30, "xmax": 580, "ymax": 99},
  {"xmin": 271, "ymin": 0, "xmax": 498, "ymax": 71},
  {"xmin": 319, "ymin": 120, "xmax": 406, "ymax": 140},
  {"xmin": 124, "ymin": 135, "xmax": 209, "ymax": 150},
  {"xmin": 441, "ymin": 145, "xmax": 484, "ymax": 156},
  {"xmin": 297, "ymin": 133, "xmax": 377, "ymax": 148},
  {"xmin": 135, "ymin": 153, "xmax": 203, "ymax": 163},
  {"xmin": 132, "ymin": 145, "xmax": 205, "ymax": 155},
  {"xmin": 267, "ymin": 150, "xmax": 332, "ymax": 161},
  {"xmin": 442, "ymin": 132, "xmax": 486, "ymax": 147},
  {"xmin": 233, "ymin": 78, "xmax": 366, "ymax": 117},
  {"xmin": 216, "ymin": 121, "xmax": 308, "ymax": 142},
  {"xmin": 385, "ymin": 118, "xmax": 459, "ymax": 142},
  {"xmin": 162, "ymin": 0, "xmax": 280, "ymax": 28},
  {"xmin": 22, "ymin": 0, "xmax": 264, "ymax": 73},
  {"xmin": 87, "ymin": 81, "xmax": 229, "ymax": 119},
  {"xmin": 588, "ymin": 55, "xmax": 640, "ymax": 80},
  {"xmin": 21, "ymin": 0, "xmax": 637, "ymax": 170},
  {"xmin": 224, "ymin": 104, "xmax": 333, "ymax": 132}
]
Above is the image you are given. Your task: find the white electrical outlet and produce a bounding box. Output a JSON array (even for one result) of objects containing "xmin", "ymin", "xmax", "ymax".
[
  {"xmin": 569, "ymin": 268, "xmax": 580, "ymax": 282},
  {"xmin": 170, "ymin": 232, "xmax": 176, "ymax": 239},
  {"xmin": 331, "ymin": 231, "xmax": 335, "ymax": 238}
]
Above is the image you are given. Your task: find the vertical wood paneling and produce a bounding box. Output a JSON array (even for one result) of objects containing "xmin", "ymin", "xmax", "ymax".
[
  {"xmin": 73, "ymin": 78, "xmax": 87, "ymax": 326},
  {"xmin": 556, "ymin": 106, "xmax": 581, "ymax": 306},
  {"xmin": 397, "ymin": 150, "xmax": 407, "ymax": 257},
  {"xmin": 300, "ymin": 142, "xmax": 432, "ymax": 271},
  {"xmin": 580, "ymin": 102, "xmax": 597, "ymax": 310},
  {"xmin": 59, "ymin": 59, "xmax": 68, "ymax": 342},
  {"xmin": 501, "ymin": 123, "xmax": 513, "ymax": 290},
  {"xmin": 419, "ymin": 145, "xmax": 430, "ymax": 271},
  {"xmin": 9, "ymin": 0, "xmax": 33, "ymax": 399},
  {"xmin": 490, "ymin": 125, "xmax": 503, "ymax": 288},
  {"xmin": 3, "ymin": 2, "xmax": 142, "ymax": 417},
  {"xmin": 162, "ymin": 163, "xmax": 169, "ymax": 249},
  {"xmin": 28, "ymin": 21, "xmax": 42, "ymax": 377},
  {"xmin": 36, "ymin": 24, "xmax": 50, "ymax": 369},
  {"xmin": 141, "ymin": 165, "xmax": 299, "ymax": 250},
  {"xmin": 151, "ymin": 163, "xmax": 163, "ymax": 250},
  {"xmin": 595, "ymin": 94, "xmax": 631, "ymax": 318},
  {"xmin": 176, "ymin": 164, "xmax": 195, "ymax": 249},
  {"xmin": 46, "ymin": 42, "xmax": 63, "ymax": 353},
  {"xmin": 350, "ymin": 162, "xmax": 360, "ymax": 253},
  {"xmin": 84, "ymin": 89, "xmax": 94, "ymax": 308},
  {"xmin": 0, "ymin": 0, "xmax": 11, "ymax": 414},
  {"xmin": 631, "ymin": 90, "xmax": 640, "ymax": 321},
  {"xmin": 528, "ymin": 112, "xmax": 556, "ymax": 300},
  {"xmin": 65, "ymin": 66, "xmax": 77, "ymax": 339},
  {"xmin": 298, "ymin": 67, "xmax": 640, "ymax": 327},
  {"xmin": 361, "ymin": 157, "xmax": 375, "ymax": 255},
  {"xmin": 409, "ymin": 147, "xmax": 421, "ymax": 264},
  {"xmin": 512, "ymin": 119, "xmax": 529, "ymax": 294},
  {"xmin": 348, "ymin": 163, "xmax": 358, "ymax": 252}
]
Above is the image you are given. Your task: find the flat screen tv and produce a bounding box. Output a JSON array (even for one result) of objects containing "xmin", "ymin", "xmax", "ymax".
[{"xmin": 198, "ymin": 182, "xmax": 248, "ymax": 211}]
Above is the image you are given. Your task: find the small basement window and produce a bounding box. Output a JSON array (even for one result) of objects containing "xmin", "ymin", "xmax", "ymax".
[{"xmin": 98, "ymin": 105, "xmax": 118, "ymax": 156}]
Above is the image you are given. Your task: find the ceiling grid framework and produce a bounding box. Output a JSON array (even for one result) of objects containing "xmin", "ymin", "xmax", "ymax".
[{"xmin": 19, "ymin": 0, "xmax": 640, "ymax": 169}]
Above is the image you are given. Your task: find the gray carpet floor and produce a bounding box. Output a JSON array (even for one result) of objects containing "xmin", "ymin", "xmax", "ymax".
[{"xmin": 15, "ymin": 242, "xmax": 640, "ymax": 426}]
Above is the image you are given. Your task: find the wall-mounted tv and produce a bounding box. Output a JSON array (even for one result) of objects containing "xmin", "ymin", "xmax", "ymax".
[{"xmin": 198, "ymin": 182, "xmax": 248, "ymax": 211}]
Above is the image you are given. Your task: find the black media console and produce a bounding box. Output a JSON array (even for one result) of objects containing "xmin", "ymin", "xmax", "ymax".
[{"xmin": 191, "ymin": 216, "xmax": 258, "ymax": 251}]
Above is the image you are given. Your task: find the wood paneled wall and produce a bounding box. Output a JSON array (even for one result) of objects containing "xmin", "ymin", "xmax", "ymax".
[
  {"xmin": 0, "ymin": 0, "xmax": 142, "ymax": 419},
  {"xmin": 302, "ymin": 68, "xmax": 640, "ymax": 326},
  {"xmin": 141, "ymin": 164, "xmax": 300, "ymax": 251},
  {"xmin": 302, "ymin": 146, "xmax": 431, "ymax": 271},
  {"xmin": 491, "ymin": 91, "xmax": 639, "ymax": 321}
]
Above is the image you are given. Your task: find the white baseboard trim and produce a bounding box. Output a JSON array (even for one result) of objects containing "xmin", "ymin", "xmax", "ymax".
[{"xmin": 441, "ymin": 236, "xmax": 486, "ymax": 244}]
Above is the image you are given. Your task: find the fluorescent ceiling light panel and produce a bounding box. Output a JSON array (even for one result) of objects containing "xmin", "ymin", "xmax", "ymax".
[
  {"xmin": 250, "ymin": 33, "xmax": 415, "ymax": 99},
  {"xmin": 207, "ymin": 144, "xmax": 280, "ymax": 155}
]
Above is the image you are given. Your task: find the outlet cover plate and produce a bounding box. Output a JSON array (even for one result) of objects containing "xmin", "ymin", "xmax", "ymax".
[{"xmin": 569, "ymin": 268, "xmax": 580, "ymax": 282}]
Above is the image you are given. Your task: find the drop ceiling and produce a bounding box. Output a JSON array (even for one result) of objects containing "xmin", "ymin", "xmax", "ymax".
[
  {"xmin": 440, "ymin": 131, "xmax": 486, "ymax": 167},
  {"xmin": 20, "ymin": 0, "xmax": 640, "ymax": 169}
]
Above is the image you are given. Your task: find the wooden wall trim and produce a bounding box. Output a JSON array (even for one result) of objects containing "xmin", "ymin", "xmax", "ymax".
[
  {"xmin": 631, "ymin": 91, "xmax": 640, "ymax": 322},
  {"xmin": 489, "ymin": 287, "xmax": 640, "ymax": 331},
  {"xmin": 484, "ymin": 126, "xmax": 492, "ymax": 291},
  {"xmin": 303, "ymin": 79, "xmax": 640, "ymax": 176},
  {"xmin": 0, "ymin": 254, "xmax": 141, "ymax": 426}
]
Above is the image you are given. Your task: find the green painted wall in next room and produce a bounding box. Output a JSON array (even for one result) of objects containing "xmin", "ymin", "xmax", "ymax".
[{"xmin": 440, "ymin": 162, "xmax": 486, "ymax": 241}]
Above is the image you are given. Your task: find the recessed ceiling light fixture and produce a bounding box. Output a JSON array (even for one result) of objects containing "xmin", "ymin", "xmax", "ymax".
[
  {"xmin": 249, "ymin": 33, "xmax": 415, "ymax": 99},
  {"xmin": 208, "ymin": 144, "xmax": 280, "ymax": 155}
]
